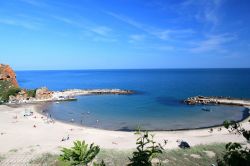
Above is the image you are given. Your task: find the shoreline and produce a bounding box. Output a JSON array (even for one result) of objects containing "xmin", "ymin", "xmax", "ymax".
[
  {"xmin": 0, "ymin": 104, "xmax": 249, "ymax": 155},
  {"xmin": 41, "ymin": 106, "xmax": 249, "ymax": 132}
]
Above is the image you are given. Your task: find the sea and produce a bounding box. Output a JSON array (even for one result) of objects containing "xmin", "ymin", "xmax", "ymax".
[{"xmin": 16, "ymin": 69, "xmax": 250, "ymax": 131}]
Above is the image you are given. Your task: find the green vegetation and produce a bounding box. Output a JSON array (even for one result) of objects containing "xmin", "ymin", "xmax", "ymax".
[
  {"xmin": 30, "ymin": 153, "xmax": 68, "ymax": 166},
  {"xmin": 59, "ymin": 140, "xmax": 101, "ymax": 166},
  {"xmin": 128, "ymin": 130, "xmax": 163, "ymax": 165},
  {"xmin": 29, "ymin": 130, "xmax": 229, "ymax": 166},
  {"xmin": 0, "ymin": 80, "xmax": 20, "ymax": 103},
  {"xmin": 0, "ymin": 80, "xmax": 36, "ymax": 103},
  {"xmin": 9, "ymin": 148, "xmax": 18, "ymax": 153},
  {"xmin": 26, "ymin": 89, "xmax": 37, "ymax": 97},
  {"xmin": 0, "ymin": 154, "xmax": 5, "ymax": 162},
  {"xmin": 29, "ymin": 143, "xmax": 226, "ymax": 166},
  {"xmin": 217, "ymin": 120, "xmax": 250, "ymax": 166}
]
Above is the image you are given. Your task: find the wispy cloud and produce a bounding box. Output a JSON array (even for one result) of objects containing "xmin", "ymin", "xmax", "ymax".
[
  {"xmin": 129, "ymin": 34, "xmax": 145, "ymax": 43},
  {"xmin": 190, "ymin": 34, "xmax": 236, "ymax": 53},
  {"xmin": 52, "ymin": 15, "xmax": 117, "ymax": 42},
  {"xmin": 106, "ymin": 11, "xmax": 143, "ymax": 29},
  {"xmin": 150, "ymin": 29, "xmax": 194, "ymax": 40},
  {"xmin": 90, "ymin": 26, "xmax": 112, "ymax": 36},
  {"xmin": 20, "ymin": 0, "xmax": 48, "ymax": 7},
  {"xmin": 106, "ymin": 11, "xmax": 194, "ymax": 41},
  {"xmin": 181, "ymin": 0, "xmax": 224, "ymax": 27},
  {"xmin": 92, "ymin": 36, "xmax": 117, "ymax": 42},
  {"xmin": 0, "ymin": 18, "xmax": 41, "ymax": 30}
]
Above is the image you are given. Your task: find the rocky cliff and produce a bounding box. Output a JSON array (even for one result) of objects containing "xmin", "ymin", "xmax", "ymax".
[{"xmin": 0, "ymin": 64, "xmax": 18, "ymax": 87}]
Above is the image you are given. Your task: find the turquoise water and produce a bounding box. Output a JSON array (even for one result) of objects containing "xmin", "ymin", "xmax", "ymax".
[{"xmin": 16, "ymin": 69, "xmax": 250, "ymax": 130}]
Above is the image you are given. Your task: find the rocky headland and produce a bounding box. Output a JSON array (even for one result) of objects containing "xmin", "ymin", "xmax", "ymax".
[
  {"xmin": 0, "ymin": 64, "xmax": 18, "ymax": 87},
  {"xmin": 0, "ymin": 64, "xmax": 134, "ymax": 104}
]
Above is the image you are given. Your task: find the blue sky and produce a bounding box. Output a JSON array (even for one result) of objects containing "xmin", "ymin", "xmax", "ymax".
[{"xmin": 0, "ymin": 0, "xmax": 250, "ymax": 70}]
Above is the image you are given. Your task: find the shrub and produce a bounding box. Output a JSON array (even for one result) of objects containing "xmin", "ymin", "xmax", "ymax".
[
  {"xmin": 26, "ymin": 89, "xmax": 37, "ymax": 97},
  {"xmin": 128, "ymin": 130, "xmax": 164, "ymax": 166},
  {"xmin": 1, "ymin": 87, "xmax": 21, "ymax": 102},
  {"xmin": 217, "ymin": 120, "xmax": 250, "ymax": 166},
  {"xmin": 59, "ymin": 140, "xmax": 101, "ymax": 166}
]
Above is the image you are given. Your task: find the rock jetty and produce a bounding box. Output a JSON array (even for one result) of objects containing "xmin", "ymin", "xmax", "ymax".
[
  {"xmin": 8, "ymin": 88, "xmax": 134, "ymax": 104},
  {"xmin": 54, "ymin": 89, "xmax": 134, "ymax": 97},
  {"xmin": 184, "ymin": 96, "xmax": 250, "ymax": 106}
]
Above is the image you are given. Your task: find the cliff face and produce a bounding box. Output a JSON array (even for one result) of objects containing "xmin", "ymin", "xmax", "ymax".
[{"xmin": 0, "ymin": 64, "xmax": 18, "ymax": 87}]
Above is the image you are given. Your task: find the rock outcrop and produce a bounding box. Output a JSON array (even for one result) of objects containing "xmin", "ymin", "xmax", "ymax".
[
  {"xmin": 0, "ymin": 64, "xmax": 18, "ymax": 87},
  {"xmin": 8, "ymin": 87, "xmax": 54, "ymax": 103},
  {"xmin": 35, "ymin": 87, "xmax": 53, "ymax": 100}
]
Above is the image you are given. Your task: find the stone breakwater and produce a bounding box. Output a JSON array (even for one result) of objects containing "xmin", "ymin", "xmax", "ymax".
[
  {"xmin": 54, "ymin": 89, "xmax": 134, "ymax": 97},
  {"xmin": 8, "ymin": 88, "xmax": 134, "ymax": 104},
  {"xmin": 184, "ymin": 96, "xmax": 250, "ymax": 106}
]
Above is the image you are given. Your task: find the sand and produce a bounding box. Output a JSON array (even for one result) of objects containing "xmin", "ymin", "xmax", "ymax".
[{"xmin": 0, "ymin": 104, "xmax": 249, "ymax": 155}]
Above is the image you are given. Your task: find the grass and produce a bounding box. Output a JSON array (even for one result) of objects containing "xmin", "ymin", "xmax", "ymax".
[
  {"xmin": 29, "ymin": 153, "xmax": 69, "ymax": 166},
  {"xmin": 9, "ymin": 148, "xmax": 18, "ymax": 153},
  {"xmin": 157, "ymin": 143, "xmax": 226, "ymax": 166},
  {"xmin": 29, "ymin": 143, "xmax": 226, "ymax": 166},
  {"xmin": 0, "ymin": 155, "xmax": 5, "ymax": 162}
]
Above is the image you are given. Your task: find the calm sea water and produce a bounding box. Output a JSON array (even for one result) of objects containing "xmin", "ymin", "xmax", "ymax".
[{"xmin": 16, "ymin": 69, "xmax": 250, "ymax": 130}]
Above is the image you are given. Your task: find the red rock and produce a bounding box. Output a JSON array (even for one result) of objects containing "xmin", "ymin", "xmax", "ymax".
[{"xmin": 0, "ymin": 64, "xmax": 18, "ymax": 87}]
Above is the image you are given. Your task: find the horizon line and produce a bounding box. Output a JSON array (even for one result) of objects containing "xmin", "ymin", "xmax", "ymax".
[{"xmin": 15, "ymin": 67, "xmax": 250, "ymax": 71}]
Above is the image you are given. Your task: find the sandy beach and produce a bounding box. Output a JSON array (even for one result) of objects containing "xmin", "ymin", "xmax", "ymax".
[{"xmin": 0, "ymin": 104, "xmax": 249, "ymax": 158}]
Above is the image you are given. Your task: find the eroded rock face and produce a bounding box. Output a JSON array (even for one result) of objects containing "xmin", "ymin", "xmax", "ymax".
[
  {"xmin": 0, "ymin": 64, "xmax": 18, "ymax": 87},
  {"xmin": 35, "ymin": 87, "xmax": 53, "ymax": 100}
]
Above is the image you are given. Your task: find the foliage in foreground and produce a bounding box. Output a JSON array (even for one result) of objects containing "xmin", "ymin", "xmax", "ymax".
[
  {"xmin": 128, "ymin": 130, "xmax": 163, "ymax": 166},
  {"xmin": 217, "ymin": 120, "xmax": 250, "ymax": 166},
  {"xmin": 31, "ymin": 122, "xmax": 250, "ymax": 166},
  {"xmin": 59, "ymin": 140, "xmax": 101, "ymax": 166},
  {"xmin": 30, "ymin": 143, "xmax": 226, "ymax": 166}
]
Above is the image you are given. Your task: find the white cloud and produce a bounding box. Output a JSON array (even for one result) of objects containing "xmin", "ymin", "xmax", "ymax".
[
  {"xmin": 190, "ymin": 34, "xmax": 236, "ymax": 53},
  {"xmin": 106, "ymin": 11, "xmax": 194, "ymax": 41},
  {"xmin": 182, "ymin": 0, "xmax": 224, "ymax": 26},
  {"xmin": 92, "ymin": 37, "xmax": 117, "ymax": 42},
  {"xmin": 20, "ymin": 0, "xmax": 48, "ymax": 7},
  {"xmin": 105, "ymin": 11, "xmax": 143, "ymax": 29},
  {"xmin": 0, "ymin": 18, "xmax": 40, "ymax": 30},
  {"xmin": 52, "ymin": 15, "xmax": 116, "ymax": 42},
  {"xmin": 151, "ymin": 29, "xmax": 194, "ymax": 40},
  {"xmin": 129, "ymin": 34, "xmax": 145, "ymax": 43},
  {"xmin": 90, "ymin": 26, "xmax": 112, "ymax": 36}
]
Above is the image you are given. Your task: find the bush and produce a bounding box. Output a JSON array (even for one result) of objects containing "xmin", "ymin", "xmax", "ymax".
[
  {"xmin": 59, "ymin": 140, "xmax": 101, "ymax": 166},
  {"xmin": 26, "ymin": 89, "xmax": 36, "ymax": 97},
  {"xmin": 1, "ymin": 87, "xmax": 21, "ymax": 102},
  {"xmin": 128, "ymin": 130, "xmax": 164, "ymax": 166},
  {"xmin": 217, "ymin": 120, "xmax": 250, "ymax": 166}
]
